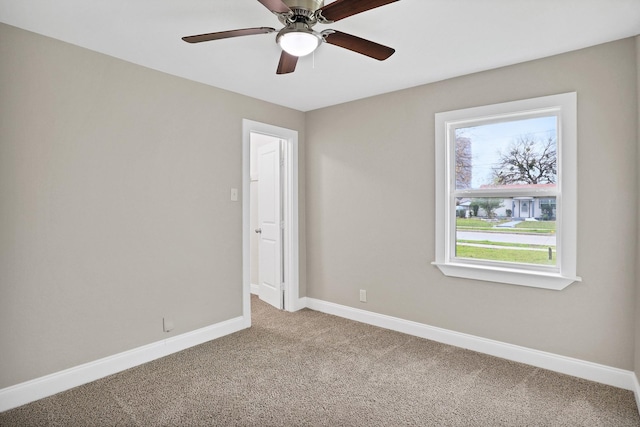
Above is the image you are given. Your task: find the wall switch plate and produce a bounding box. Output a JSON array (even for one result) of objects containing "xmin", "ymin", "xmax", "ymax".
[
  {"xmin": 359, "ymin": 289, "xmax": 367, "ymax": 303},
  {"xmin": 163, "ymin": 318, "xmax": 174, "ymax": 332},
  {"xmin": 230, "ymin": 188, "xmax": 238, "ymax": 201}
]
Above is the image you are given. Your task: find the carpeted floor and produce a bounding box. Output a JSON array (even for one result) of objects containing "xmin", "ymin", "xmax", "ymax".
[{"xmin": 1, "ymin": 295, "xmax": 639, "ymax": 426}]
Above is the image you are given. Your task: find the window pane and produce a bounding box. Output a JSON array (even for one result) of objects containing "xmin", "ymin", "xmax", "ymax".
[
  {"xmin": 455, "ymin": 116, "xmax": 558, "ymax": 190},
  {"xmin": 455, "ymin": 197, "xmax": 556, "ymax": 266}
]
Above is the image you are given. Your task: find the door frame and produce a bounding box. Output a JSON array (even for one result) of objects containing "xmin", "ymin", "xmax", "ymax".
[{"xmin": 242, "ymin": 119, "xmax": 300, "ymax": 324}]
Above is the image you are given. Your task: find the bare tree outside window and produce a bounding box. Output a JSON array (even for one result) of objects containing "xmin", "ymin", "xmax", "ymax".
[
  {"xmin": 492, "ymin": 134, "xmax": 557, "ymax": 185},
  {"xmin": 455, "ymin": 136, "xmax": 472, "ymax": 189}
]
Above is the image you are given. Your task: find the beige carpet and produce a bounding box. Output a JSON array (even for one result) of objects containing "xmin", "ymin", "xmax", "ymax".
[{"xmin": 1, "ymin": 296, "xmax": 639, "ymax": 426}]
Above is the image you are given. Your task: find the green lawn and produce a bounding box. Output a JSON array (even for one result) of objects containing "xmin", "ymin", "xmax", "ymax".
[
  {"xmin": 456, "ymin": 218, "xmax": 556, "ymax": 234},
  {"xmin": 456, "ymin": 245, "xmax": 555, "ymax": 265},
  {"xmin": 456, "ymin": 218, "xmax": 508, "ymax": 229},
  {"xmin": 457, "ymin": 240, "xmax": 555, "ymax": 250},
  {"xmin": 455, "ymin": 218, "xmax": 556, "ymax": 264},
  {"xmin": 514, "ymin": 221, "xmax": 556, "ymax": 232}
]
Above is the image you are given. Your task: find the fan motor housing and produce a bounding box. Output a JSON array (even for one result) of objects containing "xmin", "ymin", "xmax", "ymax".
[{"xmin": 282, "ymin": 0, "xmax": 324, "ymax": 12}]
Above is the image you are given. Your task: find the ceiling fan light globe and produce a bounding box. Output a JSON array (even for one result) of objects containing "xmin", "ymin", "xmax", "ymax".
[{"xmin": 278, "ymin": 31, "xmax": 319, "ymax": 57}]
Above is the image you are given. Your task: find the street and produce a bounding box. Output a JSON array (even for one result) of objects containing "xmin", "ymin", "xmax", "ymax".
[{"xmin": 457, "ymin": 231, "xmax": 556, "ymax": 246}]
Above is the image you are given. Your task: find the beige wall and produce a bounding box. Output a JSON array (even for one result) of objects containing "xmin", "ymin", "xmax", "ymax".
[
  {"xmin": 635, "ymin": 35, "xmax": 640, "ymax": 383},
  {"xmin": 0, "ymin": 23, "xmax": 305, "ymax": 389},
  {"xmin": 305, "ymin": 38, "xmax": 638, "ymax": 370}
]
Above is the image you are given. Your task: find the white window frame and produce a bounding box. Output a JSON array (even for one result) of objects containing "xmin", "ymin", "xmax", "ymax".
[{"xmin": 433, "ymin": 93, "xmax": 581, "ymax": 290}]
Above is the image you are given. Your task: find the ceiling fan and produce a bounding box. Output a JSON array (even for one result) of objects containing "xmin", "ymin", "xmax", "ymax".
[{"xmin": 182, "ymin": 0, "xmax": 400, "ymax": 74}]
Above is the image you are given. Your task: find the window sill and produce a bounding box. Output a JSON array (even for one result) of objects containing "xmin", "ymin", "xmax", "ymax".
[{"xmin": 431, "ymin": 261, "xmax": 581, "ymax": 290}]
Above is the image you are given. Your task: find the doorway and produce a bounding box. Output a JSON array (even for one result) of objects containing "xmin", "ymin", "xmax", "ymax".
[{"xmin": 242, "ymin": 120, "xmax": 300, "ymax": 323}]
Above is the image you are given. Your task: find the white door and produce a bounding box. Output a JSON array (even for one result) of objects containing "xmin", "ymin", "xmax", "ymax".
[
  {"xmin": 520, "ymin": 200, "xmax": 531, "ymax": 218},
  {"xmin": 257, "ymin": 140, "xmax": 283, "ymax": 309}
]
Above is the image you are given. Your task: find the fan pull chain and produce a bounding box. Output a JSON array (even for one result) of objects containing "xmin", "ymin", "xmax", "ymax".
[{"xmin": 313, "ymin": 50, "xmax": 315, "ymax": 69}]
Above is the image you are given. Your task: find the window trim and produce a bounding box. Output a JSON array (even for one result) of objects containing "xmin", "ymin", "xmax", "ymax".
[{"xmin": 432, "ymin": 93, "xmax": 581, "ymax": 290}]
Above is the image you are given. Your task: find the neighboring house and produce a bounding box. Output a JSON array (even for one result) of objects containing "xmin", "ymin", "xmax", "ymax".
[
  {"xmin": 508, "ymin": 196, "xmax": 556, "ymax": 220},
  {"xmin": 458, "ymin": 184, "xmax": 557, "ymax": 220}
]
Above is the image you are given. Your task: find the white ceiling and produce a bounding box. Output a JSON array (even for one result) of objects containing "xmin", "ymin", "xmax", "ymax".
[{"xmin": 1, "ymin": 0, "xmax": 639, "ymax": 112}]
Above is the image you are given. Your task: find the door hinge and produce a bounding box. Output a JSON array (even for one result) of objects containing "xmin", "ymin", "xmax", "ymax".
[{"xmin": 281, "ymin": 221, "xmax": 285, "ymax": 229}]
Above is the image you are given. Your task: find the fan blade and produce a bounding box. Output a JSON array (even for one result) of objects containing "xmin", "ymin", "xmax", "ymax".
[
  {"xmin": 324, "ymin": 31, "xmax": 395, "ymax": 60},
  {"xmin": 257, "ymin": 0, "xmax": 292, "ymax": 14},
  {"xmin": 182, "ymin": 27, "xmax": 276, "ymax": 43},
  {"xmin": 276, "ymin": 51, "xmax": 298, "ymax": 74},
  {"xmin": 318, "ymin": 0, "xmax": 399, "ymax": 22}
]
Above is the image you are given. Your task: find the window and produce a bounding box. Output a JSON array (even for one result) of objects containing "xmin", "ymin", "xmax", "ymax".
[{"xmin": 433, "ymin": 93, "xmax": 581, "ymax": 289}]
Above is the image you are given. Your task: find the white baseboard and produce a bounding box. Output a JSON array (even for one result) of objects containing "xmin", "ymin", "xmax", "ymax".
[
  {"xmin": 305, "ymin": 297, "xmax": 636, "ymax": 392},
  {"xmin": 3, "ymin": 300, "xmax": 637, "ymax": 413},
  {"xmin": 291, "ymin": 297, "xmax": 308, "ymax": 312},
  {"xmin": 0, "ymin": 316, "xmax": 246, "ymax": 413},
  {"xmin": 634, "ymin": 373, "xmax": 640, "ymax": 413},
  {"xmin": 250, "ymin": 283, "xmax": 259, "ymax": 295}
]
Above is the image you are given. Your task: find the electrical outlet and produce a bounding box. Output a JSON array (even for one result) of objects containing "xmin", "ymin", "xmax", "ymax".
[
  {"xmin": 359, "ymin": 289, "xmax": 367, "ymax": 303},
  {"xmin": 163, "ymin": 318, "xmax": 174, "ymax": 333}
]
